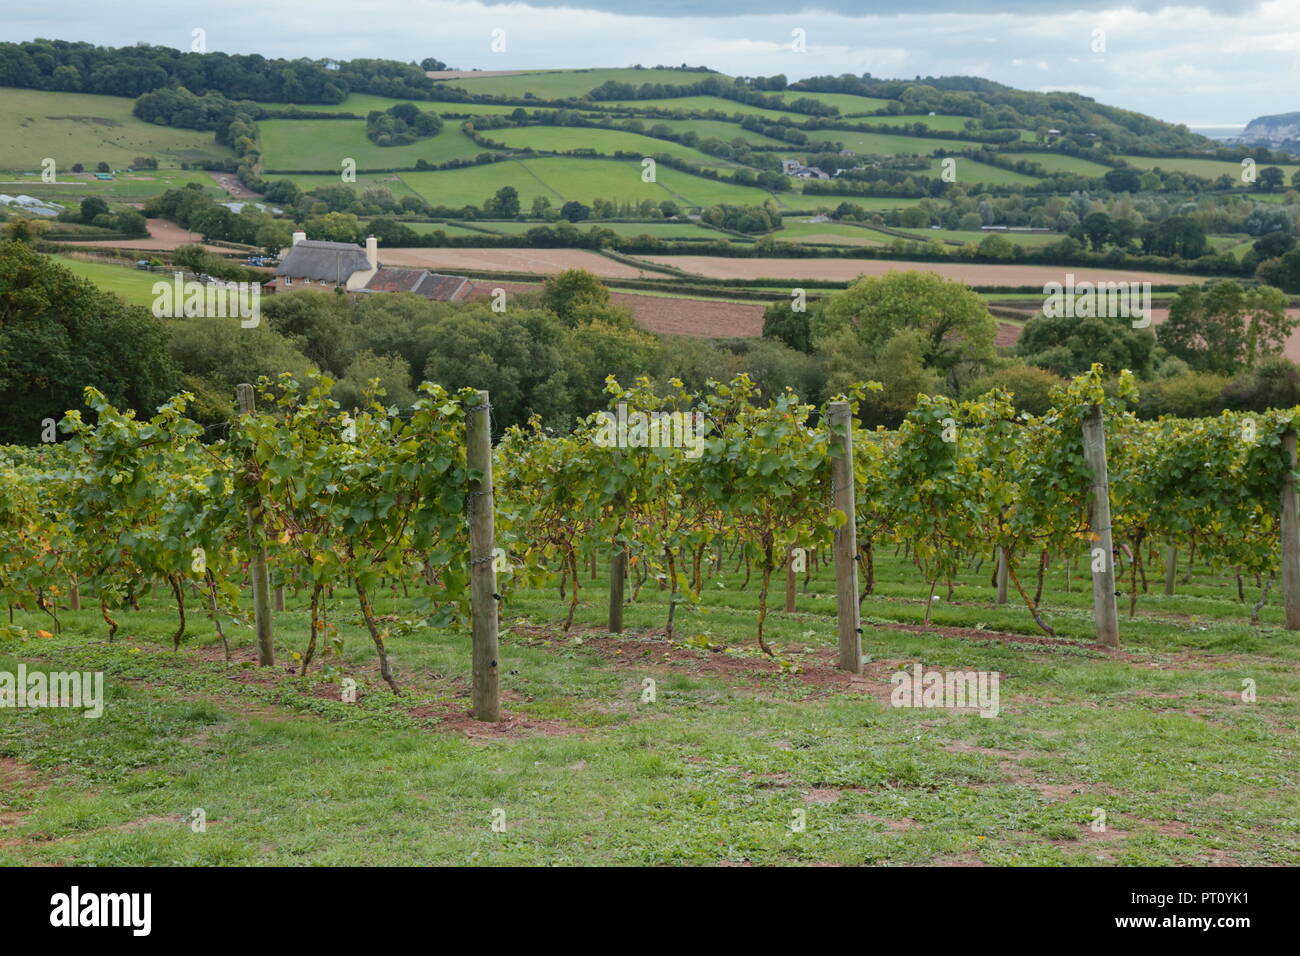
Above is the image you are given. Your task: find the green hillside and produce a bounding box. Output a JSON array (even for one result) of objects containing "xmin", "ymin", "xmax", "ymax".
[
  {"xmin": 435, "ymin": 67, "xmax": 714, "ymax": 99},
  {"xmin": 0, "ymin": 88, "xmax": 231, "ymax": 169},
  {"xmin": 260, "ymin": 119, "xmax": 491, "ymax": 171},
  {"xmin": 485, "ymin": 125, "xmax": 742, "ymax": 167}
]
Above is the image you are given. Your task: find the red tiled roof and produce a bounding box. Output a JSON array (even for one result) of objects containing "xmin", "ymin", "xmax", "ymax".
[
  {"xmin": 362, "ymin": 267, "xmax": 472, "ymax": 301},
  {"xmin": 363, "ymin": 266, "xmax": 428, "ymax": 293}
]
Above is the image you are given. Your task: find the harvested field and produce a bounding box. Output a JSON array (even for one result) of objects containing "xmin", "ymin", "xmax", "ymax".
[
  {"xmin": 49, "ymin": 217, "xmax": 230, "ymax": 254},
  {"xmin": 467, "ymin": 281, "xmax": 765, "ymax": 337},
  {"xmin": 995, "ymin": 322, "xmax": 1021, "ymax": 348},
  {"xmin": 636, "ymin": 255, "xmax": 1206, "ymax": 288},
  {"xmin": 614, "ymin": 293, "xmax": 763, "ymax": 337},
  {"xmin": 379, "ymin": 247, "xmax": 655, "ymax": 279}
]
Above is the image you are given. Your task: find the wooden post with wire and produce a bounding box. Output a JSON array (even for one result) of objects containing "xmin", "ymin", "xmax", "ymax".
[
  {"xmin": 1082, "ymin": 404, "xmax": 1120, "ymax": 648},
  {"xmin": 1280, "ymin": 429, "xmax": 1300, "ymax": 629},
  {"xmin": 235, "ymin": 383, "xmax": 274, "ymax": 666},
  {"xmin": 829, "ymin": 401, "xmax": 862, "ymax": 673},
  {"xmin": 467, "ymin": 389, "xmax": 500, "ymax": 721}
]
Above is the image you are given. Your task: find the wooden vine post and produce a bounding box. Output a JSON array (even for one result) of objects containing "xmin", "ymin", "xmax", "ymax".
[
  {"xmin": 1280, "ymin": 429, "xmax": 1300, "ymax": 630},
  {"xmin": 1163, "ymin": 546, "xmax": 1178, "ymax": 596},
  {"xmin": 1081, "ymin": 404, "xmax": 1120, "ymax": 648},
  {"xmin": 235, "ymin": 384, "xmax": 275, "ymax": 666},
  {"xmin": 995, "ymin": 548, "xmax": 1008, "ymax": 604},
  {"xmin": 608, "ymin": 449, "xmax": 626, "ymax": 634},
  {"xmin": 466, "ymin": 390, "xmax": 501, "ymax": 721},
  {"xmin": 609, "ymin": 550, "xmax": 626, "ymax": 634},
  {"xmin": 785, "ymin": 546, "xmax": 797, "ymax": 613},
  {"xmin": 828, "ymin": 401, "xmax": 862, "ymax": 673}
]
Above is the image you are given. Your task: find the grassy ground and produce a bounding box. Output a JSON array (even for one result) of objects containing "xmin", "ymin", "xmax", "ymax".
[
  {"xmin": 920, "ymin": 157, "xmax": 1042, "ymax": 187},
  {"xmin": 853, "ymin": 114, "xmax": 975, "ymax": 132},
  {"xmin": 54, "ymin": 255, "xmax": 162, "ymax": 306},
  {"xmin": 1005, "ymin": 152, "xmax": 1113, "ymax": 177},
  {"xmin": 275, "ymin": 95, "xmax": 542, "ymax": 118},
  {"xmin": 265, "ymin": 171, "xmax": 423, "ymax": 201},
  {"xmin": 596, "ymin": 96, "xmax": 811, "ymax": 123},
  {"xmin": 772, "ymin": 220, "xmax": 886, "ymax": 245},
  {"xmin": 1119, "ymin": 155, "xmax": 1300, "ymax": 181},
  {"xmin": 826, "ymin": 129, "xmax": 980, "ymax": 157},
  {"xmin": 0, "ymin": 169, "xmax": 225, "ymax": 203},
  {"xmin": 435, "ymin": 68, "xmax": 711, "ymax": 100},
  {"xmin": 259, "ymin": 120, "xmax": 491, "ymax": 171},
  {"xmin": 470, "ymin": 219, "xmax": 726, "ymax": 238},
  {"xmin": 395, "ymin": 156, "xmax": 788, "ymax": 210},
  {"xmin": 486, "ymin": 126, "xmax": 741, "ymax": 168},
  {"xmin": 771, "ymin": 91, "xmax": 895, "ymax": 115},
  {"xmin": 880, "ymin": 227, "xmax": 1063, "ymax": 248},
  {"xmin": 635, "ymin": 118, "xmax": 789, "ymax": 146},
  {"xmin": 403, "ymin": 220, "xmax": 506, "ymax": 237},
  {"xmin": 1, "ymin": 547, "xmax": 1295, "ymax": 866},
  {"xmin": 0, "ymin": 88, "xmax": 231, "ymax": 169}
]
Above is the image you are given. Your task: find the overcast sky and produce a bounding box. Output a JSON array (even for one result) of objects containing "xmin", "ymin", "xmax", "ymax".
[{"xmin": 4, "ymin": 0, "xmax": 1298, "ymax": 125}]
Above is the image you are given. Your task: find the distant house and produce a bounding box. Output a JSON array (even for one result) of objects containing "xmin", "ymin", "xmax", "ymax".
[
  {"xmin": 781, "ymin": 158, "xmax": 803, "ymax": 175},
  {"xmin": 264, "ymin": 233, "xmax": 472, "ymax": 300},
  {"xmin": 94, "ymin": 172, "xmax": 113, "ymax": 180}
]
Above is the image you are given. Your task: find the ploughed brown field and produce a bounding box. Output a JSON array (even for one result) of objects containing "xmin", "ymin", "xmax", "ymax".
[
  {"xmin": 467, "ymin": 281, "xmax": 766, "ymax": 338},
  {"xmin": 380, "ymin": 247, "xmax": 656, "ymax": 279},
  {"xmin": 635, "ymin": 255, "xmax": 1205, "ymax": 287},
  {"xmin": 50, "ymin": 217, "xmax": 231, "ymax": 254}
]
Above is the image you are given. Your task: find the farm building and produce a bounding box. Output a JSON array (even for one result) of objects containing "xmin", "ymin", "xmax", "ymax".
[
  {"xmin": 265, "ymin": 232, "xmax": 472, "ymax": 300},
  {"xmin": 0, "ymin": 194, "xmax": 63, "ymax": 216}
]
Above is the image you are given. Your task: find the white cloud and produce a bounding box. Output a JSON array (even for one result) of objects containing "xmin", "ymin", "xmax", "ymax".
[{"xmin": 4, "ymin": 0, "xmax": 1299, "ymax": 123}]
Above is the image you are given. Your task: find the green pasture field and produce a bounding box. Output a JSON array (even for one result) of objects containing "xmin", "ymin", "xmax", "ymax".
[
  {"xmin": 638, "ymin": 118, "xmax": 789, "ymax": 146},
  {"xmin": 879, "ymin": 227, "xmax": 1062, "ymax": 248},
  {"xmin": 792, "ymin": 196, "xmax": 926, "ymax": 212},
  {"xmin": 595, "ymin": 95, "xmax": 810, "ymax": 123},
  {"xmin": 827, "ymin": 129, "xmax": 980, "ymax": 157},
  {"xmin": 770, "ymin": 221, "xmax": 885, "ymax": 245},
  {"xmin": 1, "ymin": 545, "xmax": 1295, "ymax": 866},
  {"xmin": 0, "ymin": 87, "xmax": 232, "ymax": 169},
  {"xmin": 1002, "ymin": 152, "xmax": 1113, "ymax": 177},
  {"xmin": 471, "ymin": 219, "xmax": 726, "ymax": 238},
  {"xmin": 265, "ymin": 171, "xmax": 423, "ymax": 201},
  {"xmin": 850, "ymin": 113, "xmax": 973, "ymax": 132},
  {"xmin": 396, "ymin": 157, "xmax": 789, "ymax": 210},
  {"xmin": 275, "ymin": 94, "xmax": 551, "ymax": 119},
  {"xmin": 259, "ymin": 119, "xmax": 491, "ymax": 171},
  {"xmin": 402, "ymin": 221, "xmax": 503, "ymax": 237},
  {"xmin": 436, "ymin": 67, "xmax": 714, "ymax": 99},
  {"xmin": 484, "ymin": 125, "xmax": 741, "ymax": 168},
  {"xmin": 1209, "ymin": 234, "xmax": 1256, "ymax": 258},
  {"xmin": 0, "ymin": 168, "xmax": 225, "ymax": 202},
  {"xmin": 924, "ymin": 157, "xmax": 1042, "ymax": 187},
  {"xmin": 772, "ymin": 91, "xmax": 894, "ymax": 115},
  {"xmin": 53, "ymin": 255, "xmax": 162, "ymax": 307},
  {"xmin": 1119, "ymin": 154, "xmax": 1300, "ymax": 181}
]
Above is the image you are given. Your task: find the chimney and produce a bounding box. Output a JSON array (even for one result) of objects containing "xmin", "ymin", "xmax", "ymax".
[
  {"xmin": 365, "ymin": 235, "xmax": 378, "ymax": 270},
  {"xmin": 292, "ymin": 230, "xmax": 306, "ymax": 246}
]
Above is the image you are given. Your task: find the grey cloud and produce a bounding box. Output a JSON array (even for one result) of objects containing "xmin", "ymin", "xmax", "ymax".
[{"xmin": 477, "ymin": 0, "xmax": 1261, "ymax": 16}]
